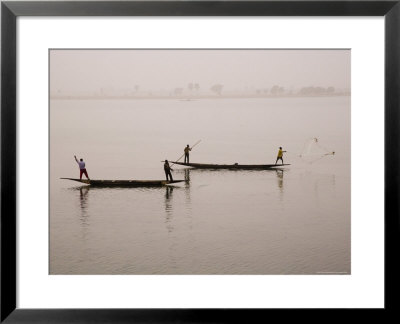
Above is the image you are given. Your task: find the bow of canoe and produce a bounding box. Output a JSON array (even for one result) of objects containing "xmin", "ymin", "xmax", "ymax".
[{"xmin": 61, "ymin": 178, "xmax": 185, "ymax": 187}]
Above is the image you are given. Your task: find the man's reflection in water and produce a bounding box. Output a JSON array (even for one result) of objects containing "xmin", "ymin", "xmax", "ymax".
[
  {"xmin": 165, "ymin": 186, "xmax": 174, "ymax": 200},
  {"xmin": 276, "ymin": 169, "xmax": 284, "ymax": 198},
  {"xmin": 184, "ymin": 168, "xmax": 192, "ymax": 203},
  {"xmin": 78, "ymin": 186, "xmax": 90, "ymax": 241},
  {"xmin": 183, "ymin": 169, "xmax": 193, "ymax": 230},
  {"xmin": 79, "ymin": 186, "xmax": 89, "ymax": 217},
  {"xmin": 164, "ymin": 185, "xmax": 177, "ymax": 268},
  {"xmin": 164, "ymin": 186, "xmax": 174, "ymax": 233},
  {"xmin": 184, "ymin": 169, "xmax": 191, "ymax": 185}
]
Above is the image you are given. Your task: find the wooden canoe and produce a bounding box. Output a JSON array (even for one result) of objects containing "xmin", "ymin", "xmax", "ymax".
[
  {"xmin": 172, "ymin": 162, "xmax": 290, "ymax": 170},
  {"xmin": 61, "ymin": 178, "xmax": 185, "ymax": 187}
]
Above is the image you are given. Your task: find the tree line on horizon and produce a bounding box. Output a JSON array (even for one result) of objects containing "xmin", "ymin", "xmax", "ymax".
[{"xmin": 51, "ymin": 83, "xmax": 349, "ymax": 98}]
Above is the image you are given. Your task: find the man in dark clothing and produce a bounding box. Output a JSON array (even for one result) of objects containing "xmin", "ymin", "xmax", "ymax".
[
  {"xmin": 184, "ymin": 144, "xmax": 192, "ymax": 163},
  {"xmin": 164, "ymin": 160, "xmax": 173, "ymax": 181}
]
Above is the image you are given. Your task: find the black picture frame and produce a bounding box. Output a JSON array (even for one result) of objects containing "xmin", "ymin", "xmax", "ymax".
[{"xmin": 1, "ymin": 1, "xmax": 399, "ymax": 322}]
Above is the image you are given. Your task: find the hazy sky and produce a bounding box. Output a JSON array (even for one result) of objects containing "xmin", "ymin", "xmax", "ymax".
[{"xmin": 50, "ymin": 49, "xmax": 350, "ymax": 93}]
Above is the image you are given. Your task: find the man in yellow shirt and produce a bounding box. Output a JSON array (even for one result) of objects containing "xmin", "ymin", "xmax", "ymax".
[{"xmin": 275, "ymin": 147, "xmax": 287, "ymax": 165}]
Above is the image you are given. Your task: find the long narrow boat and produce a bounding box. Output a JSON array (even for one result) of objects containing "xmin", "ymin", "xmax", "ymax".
[
  {"xmin": 61, "ymin": 178, "xmax": 185, "ymax": 187},
  {"xmin": 172, "ymin": 161, "xmax": 290, "ymax": 170}
]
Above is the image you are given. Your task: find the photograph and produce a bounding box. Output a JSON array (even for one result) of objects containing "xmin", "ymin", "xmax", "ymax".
[
  {"xmin": 49, "ymin": 49, "xmax": 351, "ymax": 275},
  {"xmin": 3, "ymin": 0, "xmax": 399, "ymax": 321}
]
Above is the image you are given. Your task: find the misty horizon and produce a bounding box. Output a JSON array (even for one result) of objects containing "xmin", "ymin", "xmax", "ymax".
[{"xmin": 50, "ymin": 49, "xmax": 351, "ymax": 96}]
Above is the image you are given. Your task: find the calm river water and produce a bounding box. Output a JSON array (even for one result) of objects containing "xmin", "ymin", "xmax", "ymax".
[{"xmin": 50, "ymin": 96, "xmax": 350, "ymax": 274}]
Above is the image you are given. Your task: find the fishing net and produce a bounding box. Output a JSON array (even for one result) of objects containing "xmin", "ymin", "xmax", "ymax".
[{"xmin": 298, "ymin": 138, "xmax": 335, "ymax": 163}]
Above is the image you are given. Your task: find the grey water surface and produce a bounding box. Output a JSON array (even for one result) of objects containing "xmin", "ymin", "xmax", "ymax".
[{"xmin": 50, "ymin": 96, "xmax": 350, "ymax": 274}]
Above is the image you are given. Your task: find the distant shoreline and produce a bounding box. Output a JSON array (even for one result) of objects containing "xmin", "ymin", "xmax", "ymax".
[{"xmin": 50, "ymin": 93, "xmax": 351, "ymax": 100}]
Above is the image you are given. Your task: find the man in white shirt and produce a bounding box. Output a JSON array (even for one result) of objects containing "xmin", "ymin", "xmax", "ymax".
[{"xmin": 74, "ymin": 155, "xmax": 90, "ymax": 180}]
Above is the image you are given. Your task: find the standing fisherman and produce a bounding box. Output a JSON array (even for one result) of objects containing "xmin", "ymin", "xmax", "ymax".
[
  {"xmin": 75, "ymin": 155, "xmax": 90, "ymax": 180},
  {"xmin": 275, "ymin": 147, "xmax": 287, "ymax": 165},
  {"xmin": 184, "ymin": 144, "xmax": 192, "ymax": 163},
  {"xmin": 164, "ymin": 160, "xmax": 174, "ymax": 182}
]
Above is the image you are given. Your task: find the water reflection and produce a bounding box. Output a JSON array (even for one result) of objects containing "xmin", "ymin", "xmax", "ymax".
[
  {"xmin": 275, "ymin": 169, "xmax": 284, "ymax": 203},
  {"xmin": 177, "ymin": 167, "xmax": 287, "ymax": 174},
  {"xmin": 163, "ymin": 185, "xmax": 178, "ymax": 269},
  {"xmin": 276, "ymin": 170, "xmax": 284, "ymax": 190},
  {"xmin": 163, "ymin": 169, "xmax": 194, "ymax": 233},
  {"xmin": 183, "ymin": 169, "xmax": 193, "ymax": 230},
  {"xmin": 79, "ymin": 186, "xmax": 89, "ymax": 212},
  {"xmin": 164, "ymin": 186, "xmax": 174, "ymax": 233},
  {"xmin": 184, "ymin": 168, "xmax": 191, "ymax": 184},
  {"xmin": 172, "ymin": 168, "xmax": 192, "ymax": 207},
  {"xmin": 67, "ymin": 186, "xmax": 91, "ymax": 227},
  {"xmin": 74, "ymin": 186, "xmax": 91, "ymax": 242},
  {"xmin": 78, "ymin": 186, "xmax": 90, "ymax": 225},
  {"xmin": 183, "ymin": 168, "xmax": 192, "ymax": 204}
]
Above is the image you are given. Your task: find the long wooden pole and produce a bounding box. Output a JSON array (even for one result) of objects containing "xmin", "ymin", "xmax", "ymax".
[{"xmin": 170, "ymin": 140, "xmax": 201, "ymax": 166}]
